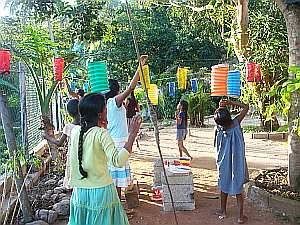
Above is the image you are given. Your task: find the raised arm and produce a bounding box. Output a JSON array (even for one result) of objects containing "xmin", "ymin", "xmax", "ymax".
[
  {"xmin": 219, "ymin": 100, "xmax": 249, "ymax": 124},
  {"xmin": 43, "ymin": 133, "xmax": 67, "ymax": 147},
  {"xmin": 115, "ymin": 55, "xmax": 148, "ymax": 107}
]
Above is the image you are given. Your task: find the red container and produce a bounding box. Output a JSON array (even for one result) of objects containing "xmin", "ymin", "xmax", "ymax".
[
  {"xmin": 53, "ymin": 57, "xmax": 64, "ymax": 81},
  {"xmin": 247, "ymin": 62, "xmax": 262, "ymax": 82},
  {"xmin": 0, "ymin": 49, "xmax": 11, "ymax": 74}
]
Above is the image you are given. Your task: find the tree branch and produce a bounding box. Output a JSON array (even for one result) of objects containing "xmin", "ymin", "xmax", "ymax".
[{"xmin": 168, "ymin": 0, "xmax": 214, "ymax": 12}]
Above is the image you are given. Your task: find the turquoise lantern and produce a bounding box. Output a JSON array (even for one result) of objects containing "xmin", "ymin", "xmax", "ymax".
[
  {"xmin": 88, "ymin": 61, "xmax": 109, "ymax": 93},
  {"xmin": 227, "ymin": 70, "xmax": 241, "ymax": 97}
]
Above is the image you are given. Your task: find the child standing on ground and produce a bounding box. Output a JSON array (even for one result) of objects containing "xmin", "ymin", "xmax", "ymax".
[
  {"xmin": 176, "ymin": 100, "xmax": 192, "ymax": 159},
  {"xmin": 44, "ymin": 99, "xmax": 80, "ymax": 189},
  {"xmin": 214, "ymin": 99, "xmax": 249, "ymax": 224},
  {"xmin": 68, "ymin": 93, "xmax": 141, "ymax": 225}
]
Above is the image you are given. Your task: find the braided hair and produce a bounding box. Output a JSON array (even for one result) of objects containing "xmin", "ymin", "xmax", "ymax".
[{"xmin": 77, "ymin": 93, "xmax": 106, "ymax": 179}]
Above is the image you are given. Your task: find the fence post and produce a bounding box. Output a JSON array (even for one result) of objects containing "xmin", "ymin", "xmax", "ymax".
[
  {"xmin": 18, "ymin": 62, "xmax": 28, "ymax": 159},
  {"xmin": 0, "ymin": 94, "xmax": 33, "ymax": 223}
]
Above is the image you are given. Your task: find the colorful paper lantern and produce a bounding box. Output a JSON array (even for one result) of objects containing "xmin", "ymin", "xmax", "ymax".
[
  {"xmin": 88, "ymin": 61, "xmax": 109, "ymax": 93},
  {"xmin": 0, "ymin": 49, "xmax": 11, "ymax": 74},
  {"xmin": 177, "ymin": 67, "xmax": 188, "ymax": 90},
  {"xmin": 53, "ymin": 58, "xmax": 64, "ymax": 81},
  {"xmin": 148, "ymin": 84, "xmax": 158, "ymax": 105},
  {"xmin": 227, "ymin": 70, "xmax": 241, "ymax": 97},
  {"xmin": 139, "ymin": 65, "xmax": 150, "ymax": 90},
  {"xmin": 169, "ymin": 82, "xmax": 175, "ymax": 97},
  {"xmin": 83, "ymin": 81, "xmax": 89, "ymax": 92},
  {"xmin": 211, "ymin": 64, "xmax": 228, "ymax": 96},
  {"xmin": 191, "ymin": 78, "xmax": 198, "ymax": 93},
  {"xmin": 246, "ymin": 62, "xmax": 262, "ymax": 83},
  {"xmin": 70, "ymin": 81, "xmax": 76, "ymax": 91}
]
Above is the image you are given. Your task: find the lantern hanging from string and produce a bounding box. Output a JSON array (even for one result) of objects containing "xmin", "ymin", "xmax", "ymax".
[
  {"xmin": 177, "ymin": 67, "xmax": 188, "ymax": 90},
  {"xmin": 227, "ymin": 70, "xmax": 241, "ymax": 97},
  {"xmin": 211, "ymin": 64, "xmax": 228, "ymax": 96},
  {"xmin": 53, "ymin": 58, "xmax": 64, "ymax": 81},
  {"xmin": 83, "ymin": 81, "xmax": 89, "ymax": 93},
  {"xmin": 88, "ymin": 61, "xmax": 109, "ymax": 93},
  {"xmin": 0, "ymin": 49, "xmax": 11, "ymax": 75},
  {"xmin": 148, "ymin": 84, "xmax": 158, "ymax": 105},
  {"xmin": 191, "ymin": 78, "xmax": 198, "ymax": 93},
  {"xmin": 139, "ymin": 64, "xmax": 150, "ymax": 90},
  {"xmin": 70, "ymin": 81, "xmax": 76, "ymax": 92},
  {"xmin": 246, "ymin": 62, "xmax": 262, "ymax": 83},
  {"xmin": 169, "ymin": 82, "xmax": 175, "ymax": 97}
]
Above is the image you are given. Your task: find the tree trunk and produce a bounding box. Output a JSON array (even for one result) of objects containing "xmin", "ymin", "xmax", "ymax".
[
  {"xmin": 275, "ymin": 1, "xmax": 300, "ymax": 190},
  {"xmin": 0, "ymin": 94, "xmax": 33, "ymax": 223},
  {"xmin": 41, "ymin": 113, "xmax": 57, "ymax": 160}
]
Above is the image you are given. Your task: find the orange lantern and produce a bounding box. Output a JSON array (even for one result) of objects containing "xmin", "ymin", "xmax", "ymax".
[
  {"xmin": 0, "ymin": 49, "xmax": 10, "ymax": 74},
  {"xmin": 211, "ymin": 64, "xmax": 228, "ymax": 96},
  {"xmin": 53, "ymin": 58, "xmax": 64, "ymax": 81}
]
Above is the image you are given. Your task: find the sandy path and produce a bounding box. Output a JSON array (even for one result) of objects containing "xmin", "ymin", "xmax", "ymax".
[{"xmin": 57, "ymin": 125, "xmax": 290, "ymax": 225}]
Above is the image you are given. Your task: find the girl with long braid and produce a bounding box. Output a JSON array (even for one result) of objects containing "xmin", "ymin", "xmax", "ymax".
[{"xmin": 68, "ymin": 93, "xmax": 141, "ymax": 225}]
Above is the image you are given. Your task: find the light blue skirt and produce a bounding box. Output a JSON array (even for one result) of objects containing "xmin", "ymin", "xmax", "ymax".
[{"xmin": 68, "ymin": 184, "xmax": 129, "ymax": 225}]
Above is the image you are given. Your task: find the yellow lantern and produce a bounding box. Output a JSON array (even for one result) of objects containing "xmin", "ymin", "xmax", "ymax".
[
  {"xmin": 139, "ymin": 64, "xmax": 150, "ymax": 90},
  {"xmin": 177, "ymin": 67, "xmax": 188, "ymax": 90},
  {"xmin": 148, "ymin": 84, "xmax": 158, "ymax": 105}
]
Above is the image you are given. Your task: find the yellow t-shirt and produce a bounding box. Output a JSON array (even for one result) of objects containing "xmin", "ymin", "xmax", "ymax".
[{"xmin": 69, "ymin": 126, "xmax": 129, "ymax": 188}]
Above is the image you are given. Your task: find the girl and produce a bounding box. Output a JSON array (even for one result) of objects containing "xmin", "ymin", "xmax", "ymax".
[
  {"xmin": 214, "ymin": 100, "xmax": 249, "ymax": 224},
  {"xmin": 176, "ymin": 100, "xmax": 192, "ymax": 159},
  {"xmin": 105, "ymin": 55, "xmax": 148, "ymax": 199},
  {"xmin": 68, "ymin": 93, "xmax": 141, "ymax": 225},
  {"xmin": 44, "ymin": 99, "xmax": 79, "ymax": 188}
]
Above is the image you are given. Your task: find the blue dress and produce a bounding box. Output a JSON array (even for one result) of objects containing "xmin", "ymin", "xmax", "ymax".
[{"xmin": 215, "ymin": 118, "xmax": 249, "ymax": 195}]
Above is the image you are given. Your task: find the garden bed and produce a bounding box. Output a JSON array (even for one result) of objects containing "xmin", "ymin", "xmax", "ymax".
[{"xmin": 246, "ymin": 168, "xmax": 300, "ymax": 224}]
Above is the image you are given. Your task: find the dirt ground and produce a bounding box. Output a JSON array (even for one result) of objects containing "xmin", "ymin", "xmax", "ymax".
[{"xmin": 58, "ymin": 125, "xmax": 290, "ymax": 225}]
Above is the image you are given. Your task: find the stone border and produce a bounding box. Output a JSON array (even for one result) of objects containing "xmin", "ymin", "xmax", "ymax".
[
  {"xmin": 246, "ymin": 182, "xmax": 300, "ymax": 224},
  {"xmin": 251, "ymin": 132, "xmax": 288, "ymax": 141}
]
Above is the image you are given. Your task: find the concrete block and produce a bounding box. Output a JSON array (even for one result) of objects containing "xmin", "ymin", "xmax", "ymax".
[
  {"xmin": 162, "ymin": 184, "xmax": 194, "ymax": 202},
  {"xmin": 161, "ymin": 171, "xmax": 193, "ymax": 185},
  {"xmin": 163, "ymin": 202, "xmax": 195, "ymax": 212},
  {"xmin": 246, "ymin": 183, "xmax": 270, "ymax": 208}
]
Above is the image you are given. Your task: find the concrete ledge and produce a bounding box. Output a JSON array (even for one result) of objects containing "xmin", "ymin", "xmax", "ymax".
[{"xmin": 246, "ymin": 182, "xmax": 300, "ymax": 223}]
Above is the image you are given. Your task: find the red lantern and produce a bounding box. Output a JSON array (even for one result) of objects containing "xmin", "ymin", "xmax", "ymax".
[
  {"xmin": 53, "ymin": 57, "xmax": 64, "ymax": 81},
  {"xmin": 0, "ymin": 49, "xmax": 11, "ymax": 74},
  {"xmin": 246, "ymin": 62, "xmax": 262, "ymax": 83}
]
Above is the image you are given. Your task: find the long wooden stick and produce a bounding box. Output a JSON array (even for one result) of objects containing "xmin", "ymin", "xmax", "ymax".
[{"xmin": 124, "ymin": 2, "xmax": 179, "ymax": 225}]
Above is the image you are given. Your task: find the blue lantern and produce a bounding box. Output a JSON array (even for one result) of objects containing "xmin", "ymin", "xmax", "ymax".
[
  {"xmin": 191, "ymin": 78, "xmax": 198, "ymax": 93},
  {"xmin": 70, "ymin": 81, "xmax": 76, "ymax": 92},
  {"xmin": 83, "ymin": 81, "xmax": 89, "ymax": 93},
  {"xmin": 227, "ymin": 70, "xmax": 241, "ymax": 97},
  {"xmin": 169, "ymin": 82, "xmax": 175, "ymax": 97}
]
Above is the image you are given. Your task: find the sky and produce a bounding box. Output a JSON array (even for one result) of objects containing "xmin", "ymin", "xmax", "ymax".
[{"xmin": 0, "ymin": 0, "xmax": 10, "ymax": 17}]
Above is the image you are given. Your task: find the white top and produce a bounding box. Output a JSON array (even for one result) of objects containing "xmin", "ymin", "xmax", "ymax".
[
  {"xmin": 107, "ymin": 97, "xmax": 128, "ymax": 142},
  {"xmin": 63, "ymin": 123, "xmax": 77, "ymax": 137}
]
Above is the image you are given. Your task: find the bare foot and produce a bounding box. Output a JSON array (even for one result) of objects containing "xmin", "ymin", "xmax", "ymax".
[
  {"xmin": 238, "ymin": 215, "xmax": 248, "ymax": 224},
  {"xmin": 215, "ymin": 209, "xmax": 227, "ymax": 219}
]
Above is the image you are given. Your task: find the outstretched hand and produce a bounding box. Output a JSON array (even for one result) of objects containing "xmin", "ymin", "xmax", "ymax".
[
  {"xmin": 128, "ymin": 115, "xmax": 142, "ymax": 136},
  {"xmin": 139, "ymin": 55, "xmax": 148, "ymax": 66}
]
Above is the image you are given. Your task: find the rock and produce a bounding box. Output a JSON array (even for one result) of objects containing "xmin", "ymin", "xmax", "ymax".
[
  {"xmin": 58, "ymin": 179, "xmax": 64, "ymax": 186},
  {"xmin": 54, "ymin": 186, "xmax": 67, "ymax": 194},
  {"xmin": 53, "ymin": 199, "xmax": 70, "ymax": 216},
  {"xmin": 44, "ymin": 179, "xmax": 57, "ymax": 186},
  {"xmin": 35, "ymin": 209, "xmax": 58, "ymax": 224},
  {"xmin": 51, "ymin": 194, "xmax": 59, "ymax": 201},
  {"xmin": 41, "ymin": 194, "xmax": 50, "ymax": 201},
  {"xmin": 25, "ymin": 220, "xmax": 49, "ymax": 225},
  {"xmin": 59, "ymin": 193, "xmax": 67, "ymax": 199},
  {"xmin": 61, "ymin": 196, "xmax": 70, "ymax": 201},
  {"xmin": 46, "ymin": 190, "xmax": 53, "ymax": 195}
]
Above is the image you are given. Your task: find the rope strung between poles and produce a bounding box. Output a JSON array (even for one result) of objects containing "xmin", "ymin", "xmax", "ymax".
[{"xmin": 124, "ymin": 1, "xmax": 179, "ymax": 225}]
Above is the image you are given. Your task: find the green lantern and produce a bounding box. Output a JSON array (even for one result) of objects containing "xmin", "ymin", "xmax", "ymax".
[{"xmin": 88, "ymin": 61, "xmax": 109, "ymax": 93}]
